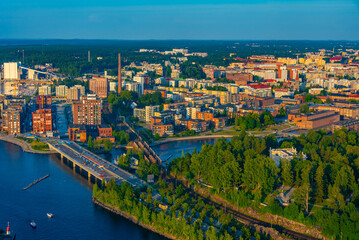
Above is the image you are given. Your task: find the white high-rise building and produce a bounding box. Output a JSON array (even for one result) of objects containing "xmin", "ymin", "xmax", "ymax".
[
  {"xmin": 145, "ymin": 105, "xmax": 159, "ymax": 122},
  {"xmin": 38, "ymin": 85, "xmax": 51, "ymax": 95},
  {"xmin": 74, "ymin": 85, "xmax": 85, "ymax": 96},
  {"xmin": 126, "ymin": 82, "xmax": 140, "ymax": 95},
  {"xmin": 56, "ymin": 85, "xmax": 68, "ymax": 97},
  {"xmin": 133, "ymin": 76, "xmax": 144, "ymax": 95},
  {"xmin": 109, "ymin": 82, "xmax": 117, "ymax": 92},
  {"xmin": 4, "ymin": 62, "xmax": 19, "ymax": 80}
]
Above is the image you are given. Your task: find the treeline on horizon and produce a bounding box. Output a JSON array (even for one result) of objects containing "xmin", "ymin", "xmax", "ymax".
[
  {"xmin": 169, "ymin": 129, "xmax": 359, "ymax": 239},
  {"xmin": 0, "ymin": 40, "xmax": 357, "ymax": 77}
]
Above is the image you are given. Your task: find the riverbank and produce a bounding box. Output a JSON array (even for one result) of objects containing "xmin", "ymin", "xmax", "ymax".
[
  {"xmin": 0, "ymin": 135, "xmax": 56, "ymax": 154},
  {"xmin": 92, "ymin": 197, "xmax": 175, "ymax": 240}
]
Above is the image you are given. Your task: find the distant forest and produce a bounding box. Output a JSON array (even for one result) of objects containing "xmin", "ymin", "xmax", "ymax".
[{"xmin": 0, "ymin": 40, "xmax": 358, "ymax": 77}]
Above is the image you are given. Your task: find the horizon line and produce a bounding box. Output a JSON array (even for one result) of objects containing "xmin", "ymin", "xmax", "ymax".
[{"xmin": 0, "ymin": 38, "xmax": 359, "ymax": 42}]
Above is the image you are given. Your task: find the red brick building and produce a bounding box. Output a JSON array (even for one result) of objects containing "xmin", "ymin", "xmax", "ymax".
[
  {"xmin": 96, "ymin": 125, "xmax": 115, "ymax": 143},
  {"xmin": 176, "ymin": 119, "xmax": 209, "ymax": 132},
  {"xmin": 213, "ymin": 117, "xmax": 227, "ymax": 128},
  {"xmin": 89, "ymin": 76, "xmax": 108, "ymax": 98},
  {"xmin": 68, "ymin": 124, "xmax": 114, "ymax": 143},
  {"xmin": 226, "ymin": 73, "xmax": 253, "ymax": 84},
  {"xmin": 2, "ymin": 109, "xmax": 22, "ymax": 135},
  {"xmin": 36, "ymin": 95, "xmax": 52, "ymax": 109},
  {"xmin": 32, "ymin": 109, "xmax": 53, "ymax": 133},
  {"xmin": 195, "ymin": 111, "xmax": 214, "ymax": 121},
  {"xmin": 68, "ymin": 125, "xmax": 88, "ymax": 143},
  {"xmin": 151, "ymin": 123, "xmax": 174, "ymax": 137},
  {"xmin": 332, "ymin": 119, "xmax": 359, "ymax": 132},
  {"xmin": 72, "ymin": 95, "xmax": 101, "ymax": 125},
  {"xmin": 288, "ymin": 111, "xmax": 340, "ymax": 129}
]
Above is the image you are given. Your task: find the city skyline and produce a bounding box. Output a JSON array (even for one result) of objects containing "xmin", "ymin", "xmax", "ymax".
[{"xmin": 1, "ymin": 0, "xmax": 359, "ymax": 40}]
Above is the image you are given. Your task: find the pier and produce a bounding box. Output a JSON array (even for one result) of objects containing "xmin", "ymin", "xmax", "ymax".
[{"xmin": 23, "ymin": 174, "xmax": 50, "ymax": 190}]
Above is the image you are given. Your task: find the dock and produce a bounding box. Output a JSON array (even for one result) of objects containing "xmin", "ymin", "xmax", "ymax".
[{"xmin": 23, "ymin": 174, "xmax": 50, "ymax": 190}]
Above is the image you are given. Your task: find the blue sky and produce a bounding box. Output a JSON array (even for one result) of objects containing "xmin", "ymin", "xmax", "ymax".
[{"xmin": 1, "ymin": 0, "xmax": 358, "ymax": 40}]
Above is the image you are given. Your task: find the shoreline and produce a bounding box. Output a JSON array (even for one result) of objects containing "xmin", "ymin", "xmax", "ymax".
[
  {"xmin": 92, "ymin": 197, "xmax": 175, "ymax": 240},
  {"xmin": 0, "ymin": 135, "xmax": 56, "ymax": 154}
]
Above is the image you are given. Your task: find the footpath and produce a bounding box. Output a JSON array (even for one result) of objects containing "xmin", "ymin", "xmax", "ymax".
[{"xmin": 0, "ymin": 135, "xmax": 56, "ymax": 154}]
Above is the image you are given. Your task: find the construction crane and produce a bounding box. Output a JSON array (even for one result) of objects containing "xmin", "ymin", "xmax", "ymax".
[{"xmin": 11, "ymin": 80, "xmax": 26, "ymax": 96}]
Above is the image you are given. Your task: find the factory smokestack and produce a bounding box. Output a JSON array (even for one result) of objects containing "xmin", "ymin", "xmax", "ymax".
[{"xmin": 118, "ymin": 53, "xmax": 122, "ymax": 94}]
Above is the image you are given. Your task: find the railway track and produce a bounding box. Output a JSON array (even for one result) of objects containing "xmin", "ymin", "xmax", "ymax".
[{"xmin": 186, "ymin": 188, "xmax": 319, "ymax": 240}]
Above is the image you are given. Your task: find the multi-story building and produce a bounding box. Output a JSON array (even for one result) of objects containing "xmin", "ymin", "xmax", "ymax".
[
  {"xmin": 151, "ymin": 123, "xmax": 174, "ymax": 137},
  {"xmin": 195, "ymin": 111, "xmax": 214, "ymax": 121},
  {"xmin": 133, "ymin": 76, "xmax": 145, "ymax": 95},
  {"xmin": 68, "ymin": 125, "xmax": 87, "ymax": 142},
  {"xmin": 89, "ymin": 76, "xmax": 108, "ymax": 98},
  {"xmin": 109, "ymin": 82, "xmax": 117, "ymax": 92},
  {"xmin": 226, "ymin": 72, "xmax": 252, "ymax": 85},
  {"xmin": 38, "ymin": 85, "xmax": 51, "ymax": 96},
  {"xmin": 145, "ymin": 105, "xmax": 160, "ymax": 122},
  {"xmin": 3, "ymin": 62, "xmax": 20, "ymax": 80},
  {"xmin": 309, "ymin": 104, "xmax": 359, "ymax": 119},
  {"xmin": 74, "ymin": 85, "xmax": 85, "ymax": 96},
  {"xmin": 55, "ymin": 85, "xmax": 68, "ymax": 97},
  {"xmin": 68, "ymin": 124, "xmax": 114, "ymax": 143},
  {"xmin": 36, "ymin": 95, "xmax": 52, "ymax": 109},
  {"xmin": 274, "ymin": 88, "xmax": 294, "ymax": 98},
  {"xmin": 72, "ymin": 94, "xmax": 101, "ymax": 125},
  {"xmin": 332, "ymin": 119, "xmax": 359, "ymax": 132},
  {"xmin": 67, "ymin": 87, "xmax": 80, "ymax": 101},
  {"xmin": 126, "ymin": 82, "xmax": 141, "ymax": 95},
  {"xmin": 96, "ymin": 125, "xmax": 115, "ymax": 143},
  {"xmin": 134, "ymin": 108, "xmax": 146, "ymax": 122},
  {"xmin": 2, "ymin": 109, "xmax": 21, "ymax": 135},
  {"xmin": 176, "ymin": 119, "xmax": 209, "ymax": 132},
  {"xmin": 288, "ymin": 111, "xmax": 340, "ymax": 129},
  {"xmin": 32, "ymin": 109, "xmax": 52, "ymax": 133}
]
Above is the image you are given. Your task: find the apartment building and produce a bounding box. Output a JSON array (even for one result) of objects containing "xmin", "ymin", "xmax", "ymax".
[
  {"xmin": 2, "ymin": 109, "xmax": 22, "ymax": 135},
  {"xmin": 72, "ymin": 94, "xmax": 101, "ymax": 125},
  {"xmin": 56, "ymin": 85, "xmax": 68, "ymax": 97},
  {"xmin": 32, "ymin": 109, "xmax": 52, "ymax": 133},
  {"xmin": 89, "ymin": 76, "xmax": 108, "ymax": 98}
]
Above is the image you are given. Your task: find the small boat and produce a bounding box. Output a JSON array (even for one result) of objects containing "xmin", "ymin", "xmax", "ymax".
[
  {"xmin": 47, "ymin": 213, "xmax": 53, "ymax": 218},
  {"xmin": 30, "ymin": 220, "xmax": 36, "ymax": 228}
]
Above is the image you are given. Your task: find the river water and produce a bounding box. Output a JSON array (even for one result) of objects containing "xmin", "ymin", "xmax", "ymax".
[{"xmin": 0, "ymin": 138, "xmax": 220, "ymax": 239}]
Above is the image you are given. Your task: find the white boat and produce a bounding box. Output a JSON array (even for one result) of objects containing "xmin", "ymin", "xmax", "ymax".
[
  {"xmin": 47, "ymin": 213, "xmax": 53, "ymax": 218},
  {"xmin": 30, "ymin": 220, "xmax": 36, "ymax": 228}
]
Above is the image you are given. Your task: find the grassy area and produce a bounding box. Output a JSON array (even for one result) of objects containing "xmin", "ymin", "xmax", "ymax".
[
  {"xmin": 212, "ymin": 129, "xmax": 241, "ymax": 136},
  {"xmin": 17, "ymin": 137, "xmax": 50, "ymax": 151}
]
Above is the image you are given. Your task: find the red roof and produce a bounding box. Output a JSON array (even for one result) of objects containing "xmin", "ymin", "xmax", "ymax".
[
  {"xmin": 249, "ymin": 84, "xmax": 271, "ymax": 89},
  {"xmin": 349, "ymin": 94, "xmax": 359, "ymax": 98},
  {"xmin": 265, "ymin": 79, "xmax": 276, "ymax": 82},
  {"xmin": 330, "ymin": 56, "xmax": 342, "ymax": 61}
]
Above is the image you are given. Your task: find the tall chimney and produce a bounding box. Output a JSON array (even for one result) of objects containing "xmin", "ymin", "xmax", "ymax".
[{"xmin": 118, "ymin": 53, "xmax": 122, "ymax": 93}]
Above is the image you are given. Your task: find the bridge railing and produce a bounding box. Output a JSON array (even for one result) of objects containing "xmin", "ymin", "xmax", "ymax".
[{"xmin": 123, "ymin": 120, "xmax": 162, "ymax": 165}]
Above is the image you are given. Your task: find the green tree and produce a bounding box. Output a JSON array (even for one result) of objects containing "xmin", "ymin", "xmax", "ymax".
[
  {"xmin": 88, "ymin": 136, "xmax": 94, "ymax": 149},
  {"xmin": 280, "ymin": 159, "xmax": 293, "ymax": 186},
  {"xmin": 294, "ymin": 183, "xmax": 311, "ymax": 213},
  {"xmin": 103, "ymin": 139, "xmax": 113, "ymax": 152},
  {"xmin": 314, "ymin": 164, "xmax": 325, "ymax": 203}
]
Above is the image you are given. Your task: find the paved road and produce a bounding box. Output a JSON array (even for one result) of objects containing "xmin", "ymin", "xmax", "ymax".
[{"xmin": 47, "ymin": 139, "xmax": 147, "ymax": 188}]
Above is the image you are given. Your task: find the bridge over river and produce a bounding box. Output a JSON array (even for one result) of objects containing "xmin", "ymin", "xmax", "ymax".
[{"xmin": 46, "ymin": 139, "xmax": 147, "ymax": 187}]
